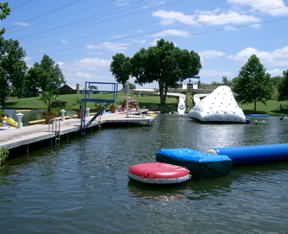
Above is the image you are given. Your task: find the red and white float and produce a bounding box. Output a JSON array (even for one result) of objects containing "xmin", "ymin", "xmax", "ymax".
[{"xmin": 128, "ymin": 162, "xmax": 191, "ymax": 184}]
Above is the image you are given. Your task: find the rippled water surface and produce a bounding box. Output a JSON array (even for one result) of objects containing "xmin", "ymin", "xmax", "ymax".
[{"xmin": 1, "ymin": 115, "xmax": 288, "ymax": 234}]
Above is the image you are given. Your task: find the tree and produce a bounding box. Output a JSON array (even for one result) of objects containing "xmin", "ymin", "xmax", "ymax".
[
  {"xmin": 131, "ymin": 39, "xmax": 201, "ymax": 105},
  {"xmin": 28, "ymin": 55, "xmax": 65, "ymax": 93},
  {"xmin": 41, "ymin": 90, "xmax": 57, "ymax": 112},
  {"xmin": 0, "ymin": 2, "xmax": 10, "ymax": 35},
  {"xmin": 128, "ymin": 82, "xmax": 136, "ymax": 90},
  {"xmin": 1, "ymin": 39, "xmax": 27, "ymax": 97},
  {"xmin": 278, "ymin": 70, "xmax": 288, "ymax": 100},
  {"xmin": 233, "ymin": 54, "xmax": 272, "ymax": 111},
  {"xmin": 39, "ymin": 55, "xmax": 65, "ymax": 92},
  {"xmin": 270, "ymin": 75, "xmax": 283, "ymax": 100},
  {"xmin": 0, "ymin": 36, "xmax": 27, "ymax": 105},
  {"xmin": 0, "ymin": 66, "xmax": 9, "ymax": 106},
  {"xmin": 25, "ymin": 65, "xmax": 42, "ymax": 97},
  {"xmin": 222, "ymin": 76, "xmax": 232, "ymax": 86},
  {"xmin": 110, "ymin": 53, "xmax": 131, "ymax": 88}
]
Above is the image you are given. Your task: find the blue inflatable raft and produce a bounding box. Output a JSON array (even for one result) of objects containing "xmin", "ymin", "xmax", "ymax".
[
  {"xmin": 156, "ymin": 148, "xmax": 232, "ymax": 177},
  {"xmin": 209, "ymin": 144, "xmax": 288, "ymax": 165}
]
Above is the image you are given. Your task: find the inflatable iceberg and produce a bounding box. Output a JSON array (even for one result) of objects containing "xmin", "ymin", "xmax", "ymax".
[{"xmin": 188, "ymin": 86, "xmax": 246, "ymax": 123}]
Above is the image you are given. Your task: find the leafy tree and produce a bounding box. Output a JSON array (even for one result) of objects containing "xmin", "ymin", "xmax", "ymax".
[
  {"xmin": 0, "ymin": 37, "xmax": 26, "ymax": 105},
  {"xmin": 128, "ymin": 82, "xmax": 136, "ymax": 90},
  {"xmin": 233, "ymin": 54, "xmax": 272, "ymax": 111},
  {"xmin": 0, "ymin": 37, "xmax": 8, "ymax": 106},
  {"xmin": 131, "ymin": 39, "xmax": 201, "ymax": 105},
  {"xmin": 278, "ymin": 70, "xmax": 288, "ymax": 100},
  {"xmin": 39, "ymin": 55, "xmax": 65, "ymax": 92},
  {"xmin": 222, "ymin": 76, "xmax": 232, "ymax": 86},
  {"xmin": 25, "ymin": 66, "xmax": 42, "ymax": 97},
  {"xmin": 41, "ymin": 90, "xmax": 57, "ymax": 112},
  {"xmin": 0, "ymin": 66, "xmax": 9, "ymax": 106},
  {"xmin": 28, "ymin": 55, "xmax": 65, "ymax": 93},
  {"xmin": 1, "ymin": 39, "xmax": 27, "ymax": 97},
  {"xmin": 270, "ymin": 76, "xmax": 283, "ymax": 100},
  {"xmin": 110, "ymin": 53, "xmax": 131, "ymax": 88},
  {"xmin": 0, "ymin": 2, "xmax": 10, "ymax": 35}
]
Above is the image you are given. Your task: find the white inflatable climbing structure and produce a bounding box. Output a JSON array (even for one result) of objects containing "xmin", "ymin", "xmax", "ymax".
[{"xmin": 188, "ymin": 86, "xmax": 246, "ymax": 123}]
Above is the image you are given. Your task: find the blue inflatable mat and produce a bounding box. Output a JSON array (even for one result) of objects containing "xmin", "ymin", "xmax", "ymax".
[
  {"xmin": 212, "ymin": 144, "xmax": 288, "ymax": 165},
  {"xmin": 156, "ymin": 148, "xmax": 231, "ymax": 177}
]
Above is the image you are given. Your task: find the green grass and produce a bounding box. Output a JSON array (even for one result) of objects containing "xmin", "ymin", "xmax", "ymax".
[
  {"xmin": 5, "ymin": 93, "xmax": 288, "ymax": 115},
  {"xmin": 240, "ymin": 100, "xmax": 288, "ymax": 115},
  {"xmin": 5, "ymin": 92, "xmax": 178, "ymax": 112}
]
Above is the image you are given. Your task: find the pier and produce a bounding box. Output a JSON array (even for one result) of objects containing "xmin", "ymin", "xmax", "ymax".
[{"xmin": 0, "ymin": 112, "xmax": 157, "ymax": 150}]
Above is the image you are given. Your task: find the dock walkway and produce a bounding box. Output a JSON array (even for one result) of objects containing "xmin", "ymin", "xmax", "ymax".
[{"xmin": 0, "ymin": 113, "xmax": 156, "ymax": 150}]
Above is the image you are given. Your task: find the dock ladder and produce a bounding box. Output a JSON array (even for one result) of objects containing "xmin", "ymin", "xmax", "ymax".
[
  {"xmin": 80, "ymin": 81, "xmax": 118, "ymax": 134},
  {"xmin": 48, "ymin": 118, "xmax": 61, "ymax": 143}
]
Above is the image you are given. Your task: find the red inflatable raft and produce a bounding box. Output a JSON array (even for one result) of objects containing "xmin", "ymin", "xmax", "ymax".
[{"xmin": 128, "ymin": 162, "xmax": 191, "ymax": 184}]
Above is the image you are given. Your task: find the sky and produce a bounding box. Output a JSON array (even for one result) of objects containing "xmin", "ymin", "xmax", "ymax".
[{"xmin": 2, "ymin": 0, "xmax": 288, "ymax": 89}]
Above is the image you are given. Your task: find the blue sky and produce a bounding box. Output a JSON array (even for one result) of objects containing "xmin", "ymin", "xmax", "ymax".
[{"xmin": 2, "ymin": 0, "xmax": 288, "ymax": 89}]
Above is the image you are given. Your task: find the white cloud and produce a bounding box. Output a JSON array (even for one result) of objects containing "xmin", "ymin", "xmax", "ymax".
[
  {"xmin": 153, "ymin": 10, "xmax": 260, "ymax": 26},
  {"xmin": 149, "ymin": 38, "xmax": 160, "ymax": 46},
  {"xmin": 24, "ymin": 57, "xmax": 32, "ymax": 68},
  {"xmin": 268, "ymin": 68, "xmax": 283, "ymax": 76},
  {"xmin": 227, "ymin": 0, "xmax": 288, "ymax": 16},
  {"xmin": 57, "ymin": 61, "xmax": 64, "ymax": 67},
  {"xmin": 61, "ymin": 58, "xmax": 113, "ymax": 88},
  {"xmin": 200, "ymin": 69, "xmax": 235, "ymax": 83},
  {"xmin": 200, "ymin": 50, "xmax": 226, "ymax": 59},
  {"xmin": 86, "ymin": 42, "xmax": 128, "ymax": 52},
  {"xmin": 196, "ymin": 10, "xmax": 260, "ymax": 25},
  {"xmin": 152, "ymin": 29, "xmax": 191, "ymax": 38},
  {"xmin": 74, "ymin": 72, "xmax": 93, "ymax": 79},
  {"xmin": 230, "ymin": 46, "xmax": 288, "ymax": 67},
  {"xmin": 79, "ymin": 58, "xmax": 111, "ymax": 68},
  {"xmin": 152, "ymin": 10, "xmax": 197, "ymax": 25},
  {"xmin": 14, "ymin": 21, "xmax": 30, "ymax": 27}
]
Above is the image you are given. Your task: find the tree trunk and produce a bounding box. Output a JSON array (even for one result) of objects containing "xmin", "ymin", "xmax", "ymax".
[{"xmin": 159, "ymin": 81, "xmax": 165, "ymax": 105}]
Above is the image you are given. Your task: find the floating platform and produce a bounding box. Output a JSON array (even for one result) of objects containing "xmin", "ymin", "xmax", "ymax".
[
  {"xmin": 0, "ymin": 112, "xmax": 157, "ymax": 150},
  {"xmin": 128, "ymin": 162, "xmax": 191, "ymax": 184},
  {"xmin": 209, "ymin": 143, "xmax": 288, "ymax": 165},
  {"xmin": 156, "ymin": 148, "xmax": 232, "ymax": 177}
]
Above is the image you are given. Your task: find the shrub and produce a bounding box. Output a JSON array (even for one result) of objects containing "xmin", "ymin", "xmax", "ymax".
[
  {"xmin": 0, "ymin": 148, "xmax": 9, "ymax": 167},
  {"xmin": 51, "ymin": 100, "xmax": 67, "ymax": 108}
]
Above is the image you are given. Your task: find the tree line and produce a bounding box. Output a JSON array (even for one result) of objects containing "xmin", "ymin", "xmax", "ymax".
[
  {"xmin": 201, "ymin": 55, "xmax": 288, "ymax": 111},
  {"xmin": 111, "ymin": 40, "xmax": 288, "ymax": 112},
  {"xmin": 111, "ymin": 39, "xmax": 202, "ymax": 105},
  {"xmin": 0, "ymin": 2, "xmax": 65, "ymax": 107}
]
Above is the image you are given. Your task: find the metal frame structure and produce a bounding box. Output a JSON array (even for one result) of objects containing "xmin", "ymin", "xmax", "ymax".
[{"xmin": 80, "ymin": 81, "xmax": 118, "ymax": 133}]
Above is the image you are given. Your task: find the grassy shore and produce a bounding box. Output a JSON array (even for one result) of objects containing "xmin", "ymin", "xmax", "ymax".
[
  {"xmin": 4, "ymin": 93, "xmax": 288, "ymax": 115},
  {"xmin": 5, "ymin": 92, "xmax": 178, "ymax": 113}
]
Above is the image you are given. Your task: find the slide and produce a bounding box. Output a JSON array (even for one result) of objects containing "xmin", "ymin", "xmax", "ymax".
[{"xmin": 0, "ymin": 116, "xmax": 17, "ymax": 128}]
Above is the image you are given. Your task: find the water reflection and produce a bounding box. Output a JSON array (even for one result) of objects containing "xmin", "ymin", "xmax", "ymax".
[{"xmin": 128, "ymin": 180, "xmax": 187, "ymax": 202}]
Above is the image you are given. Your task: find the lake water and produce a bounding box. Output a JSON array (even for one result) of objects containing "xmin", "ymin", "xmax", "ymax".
[{"xmin": 1, "ymin": 114, "xmax": 288, "ymax": 234}]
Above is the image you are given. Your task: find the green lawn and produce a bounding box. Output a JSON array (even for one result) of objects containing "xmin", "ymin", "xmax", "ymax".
[
  {"xmin": 240, "ymin": 100, "xmax": 288, "ymax": 115},
  {"xmin": 4, "ymin": 93, "xmax": 288, "ymax": 115},
  {"xmin": 5, "ymin": 92, "xmax": 178, "ymax": 112}
]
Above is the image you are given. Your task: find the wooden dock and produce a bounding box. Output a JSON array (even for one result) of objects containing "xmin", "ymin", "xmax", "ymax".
[{"xmin": 0, "ymin": 112, "xmax": 157, "ymax": 150}]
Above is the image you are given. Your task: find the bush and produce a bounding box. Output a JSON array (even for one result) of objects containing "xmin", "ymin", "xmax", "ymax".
[
  {"xmin": 51, "ymin": 100, "xmax": 67, "ymax": 108},
  {"xmin": 0, "ymin": 148, "xmax": 9, "ymax": 167}
]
